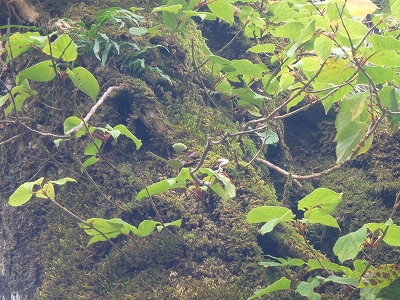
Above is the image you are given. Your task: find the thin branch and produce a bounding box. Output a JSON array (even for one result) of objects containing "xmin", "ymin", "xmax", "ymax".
[
  {"xmin": 0, "ymin": 133, "xmax": 22, "ymax": 146},
  {"xmin": 51, "ymin": 200, "xmax": 133, "ymax": 266},
  {"xmin": 18, "ymin": 122, "xmax": 69, "ymax": 138},
  {"xmin": 74, "ymin": 153, "xmax": 129, "ymax": 211},
  {"xmin": 65, "ymin": 86, "xmax": 122, "ymax": 135}
]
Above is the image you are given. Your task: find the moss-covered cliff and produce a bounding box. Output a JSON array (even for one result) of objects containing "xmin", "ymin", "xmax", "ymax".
[{"xmin": 0, "ymin": 1, "xmax": 399, "ymax": 300}]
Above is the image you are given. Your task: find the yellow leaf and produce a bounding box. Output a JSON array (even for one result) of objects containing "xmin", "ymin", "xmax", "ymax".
[{"xmin": 345, "ymin": 0, "xmax": 378, "ymax": 19}]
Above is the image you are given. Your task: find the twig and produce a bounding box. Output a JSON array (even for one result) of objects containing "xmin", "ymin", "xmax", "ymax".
[
  {"xmin": 74, "ymin": 153, "xmax": 129, "ymax": 211},
  {"xmin": 51, "ymin": 199, "xmax": 133, "ymax": 266},
  {"xmin": 0, "ymin": 133, "xmax": 22, "ymax": 146},
  {"xmin": 146, "ymin": 188, "xmax": 187, "ymax": 246},
  {"xmin": 65, "ymin": 86, "xmax": 122, "ymax": 135}
]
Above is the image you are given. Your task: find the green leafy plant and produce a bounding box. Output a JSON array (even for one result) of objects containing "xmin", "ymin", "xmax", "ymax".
[
  {"xmin": 8, "ymin": 176, "xmax": 181, "ymax": 260},
  {"xmin": 57, "ymin": 116, "xmax": 142, "ymax": 170},
  {"xmin": 247, "ymin": 189, "xmax": 400, "ymax": 299},
  {"xmin": 56, "ymin": 6, "xmax": 171, "ymax": 82},
  {"xmin": 79, "ymin": 217, "xmax": 182, "ymax": 246},
  {"xmin": 2, "ymin": 32, "xmax": 99, "ymax": 117},
  {"xmin": 136, "ymin": 166, "xmax": 235, "ymax": 207}
]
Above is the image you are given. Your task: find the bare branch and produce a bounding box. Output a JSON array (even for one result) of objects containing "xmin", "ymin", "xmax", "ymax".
[{"xmin": 65, "ymin": 86, "xmax": 122, "ymax": 135}]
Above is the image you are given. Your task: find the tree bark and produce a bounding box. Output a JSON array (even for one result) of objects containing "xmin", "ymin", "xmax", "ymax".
[{"xmin": 1, "ymin": 0, "xmax": 40, "ymax": 23}]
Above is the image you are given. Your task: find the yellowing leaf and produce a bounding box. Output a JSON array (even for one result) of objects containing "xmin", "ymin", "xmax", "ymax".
[{"xmin": 345, "ymin": 0, "xmax": 378, "ymax": 19}]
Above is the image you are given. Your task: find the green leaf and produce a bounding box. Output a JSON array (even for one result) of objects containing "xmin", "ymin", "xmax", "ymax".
[
  {"xmin": 63, "ymin": 116, "xmax": 86, "ymax": 137},
  {"xmin": 167, "ymin": 159, "xmax": 184, "ymax": 170},
  {"xmin": 128, "ymin": 27, "xmax": 148, "ymax": 36},
  {"xmin": 314, "ymin": 34, "xmax": 334, "ymax": 61},
  {"xmin": 247, "ymin": 277, "xmax": 291, "ymax": 299},
  {"xmin": 324, "ymin": 276, "xmax": 358, "ymax": 287},
  {"xmin": 136, "ymin": 168, "xmax": 192, "ymax": 200},
  {"xmin": 358, "ymin": 66, "xmax": 395, "ymax": 85},
  {"xmin": 360, "ymin": 264, "xmax": 400, "ymax": 289},
  {"xmin": 296, "ymin": 278, "xmax": 322, "ymax": 300},
  {"xmin": 152, "ymin": 4, "xmax": 182, "ymax": 13},
  {"xmin": 208, "ymin": 54, "xmax": 232, "ymax": 65},
  {"xmin": 279, "ymin": 73, "xmax": 295, "ymax": 91},
  {"xmin": 308, "ymin": 259, "xmax": 349, "ymax": 274},
  {"xmin": 333, "ymin": 226, "xmax": 366, "ymax": 263},
  {"xmin": 208, "ymin": 0, "xmax": 234, "ymax": 25},
  {"xmin": 6, "ymin": 32, "xmax": 41, "ymax": 58},
  {"xmin": 384, "ymin": 224, "xmax": 400, "ymax": 246},
  {"xmin": 304, "ymin": 209, "xmax": 340, "ymax": 229},
  {"xmin": 269, "ymin": 1, "xmax": 296, "ymax": 23},
  {"xmin": 259, "ymin": 256, "xmax": 305, "ymax": 268},
  {"xmin": 346, "ymin": 92, "xmax": 369, "ymax": 122},
  {"xmin": 113, "ymin": 124, "xmax": 142, "ymax": 150},
  {"xmin": 16, "ymin": 60, "xmax": 56, "ymax": 84},
  {"xmin": 287, "ymin": 20, "xmax": 316, "ymax": 58},
  {"xmin": 238, "ymin": 103, "xmax": 261, "ymax": 116},
  {"xmin": 134, "ymin": 220, "xmax": 160, "ymax": 237},
  {"xmin": 286, "ymin": 91, "xmax": 306, "ymax": 112},
  {"xmin": 335, "ymin": 119, "xmax": 372, "ymax": 163},
  {"xmin": 368, "ymin": 50, "xmax": 400, "ymax": 67},
  {"xmin": 37, "ymin": 182, "xmax": 55, "ymax": 200},
  {"xmin": 66, "ymin": 67, "xmax": 99, "ymax": 101},
  {"xmin": 256, "ymin": 130, "xmax": 279, "ymax": 145},
  {"xmin": 247, "ymin": 206, "xmax": 295, "ymax": 234},
  {"xmin": 184, "ymin": 10, "xmax": 217, "ymax": 21},
  {"xmin": 368, "ymin": 34, "xmax": 400, "ymax": 51},
  {"xmin": 5, "ymin": 91, "xmax": 32, "ymax": 117},
  {"xmin": 84, "ymin": 138, "xmax": 102, "ymax": 156},
  {"xmin": 198, "ymin": 168, "xmax": 236, "ymax": 206},
  {"xmin": 8, "ymin": 177, "xmax": 44, "ymax": 206},
  {"xmin": 335, "ymin": 100, "xmax": 372, "ymax": 163},
  {"xmin": 247, "ymin": 44, "xmax": 275, "ymax": 53},
  {"xmin": 157, "ymin": 219, "xmax": 182, "ymax": 232},
  {"xmin": 82, "ymin": 156, "xmax": 99, "ymax": 171},
  {"xmin": 273, "ymin": 22, "xmax": 304, "ymax": 41},
  {"xmin": 298, "ymin": 188, "xmax": 342, "ymax": 215},
  {"xmin": 0, "ymin": 94, "xmax": 10, "ymax": 107},
  {"xmin": 50, "ymin": 177, "xmax": 77, "ymax": 185},
  {"xmin": 294, "ymin": 57, "xmax": 321, "ymax": 73},
  {"xmin": 42, "ymin": 34, "xmax": 78, "ymax": 62},
  {"xmin": 79, "ymin": 218, "xmax": 125, "ymax": 246}
]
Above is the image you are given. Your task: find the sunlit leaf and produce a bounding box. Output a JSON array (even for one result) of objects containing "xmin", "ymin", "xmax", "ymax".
[
  {"xmin": 304, "ymin": 209, "xmax": 340, "ymax": 229},
  {"xmin": 16, "ymin": 60, "xmax": 56, "ymax": 84},
  {"xmin": 345, "ymin": 0, "xmax": 378, "ymax": 19},
  {"xmin": 134, "ymin": 220, "xmax": 160, "ymax": 237},
  {"xmin": 42, "ymin": 34, "xmax": 77, "ymax": 62},
  {"xmin": 136, "ymin": 168, "xmax": 192, "ymax": 200},
  {"xmin": 247, "ymin": 44, "xmax": 275, "ymax": 53},
  {"xmin": 208, "ymin": 0, "xmax": 234, "ymax": 25},
  {"xmin": 114, "ymin": 124, "xmax": 142, "ymax": 150},
  {"xmin": 314, "ymin": 34, "xmax": 334, "ymax": 61},
  {"xmin": 298, "ymin": 188, "xmax": 342, "ymax": 215},
  {"xmin": 247, "ymin": 206, "xmax": 295, "ymax": 234},
  {"xmin": 66, "ymin": 67, "xmax": 99, "ymax": 101},
  {"xmin": 9, "ymin": 177, "xmax": 44, "ymax": 206},
  {"xmin": 248, "ymin": 277, "xmax": 291, "ymax": 299}
]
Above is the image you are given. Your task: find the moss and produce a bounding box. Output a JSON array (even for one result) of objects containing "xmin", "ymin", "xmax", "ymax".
[{"xmin": 5, "ymin": 1, "xmax": 390, "ymax": 299}]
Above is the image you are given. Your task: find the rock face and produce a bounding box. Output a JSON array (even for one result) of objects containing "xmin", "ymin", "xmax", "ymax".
[{"xmin": 0, "ymin": 1, "xmax": 399, "ymax": 300}]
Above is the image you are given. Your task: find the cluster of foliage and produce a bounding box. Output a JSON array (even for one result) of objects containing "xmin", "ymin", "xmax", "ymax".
[
  {"xmin": 247, "ymin": 189, "xmax": 400, "ymax": 299},
  {"xmin": 1, "ymin": 0, "xmax": 400, "ymax": 299}
]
